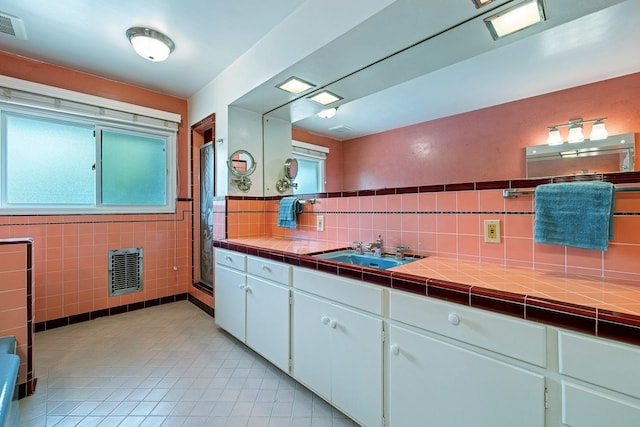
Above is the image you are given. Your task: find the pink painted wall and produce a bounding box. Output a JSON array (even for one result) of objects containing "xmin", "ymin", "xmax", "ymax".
[
  {"xmin": 296, "ymin": 72, "xmax": 640, "ymax": 191},
  {"xmin": 0, "ymin": 52, "xmax": 194, "ymax": 322}
]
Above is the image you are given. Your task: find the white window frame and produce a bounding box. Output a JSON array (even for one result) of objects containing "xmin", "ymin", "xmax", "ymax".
[
  {"xmin": 0, "ymin": 76, "xmax": 180, "ymax": 215},
  {"xmin": 292, "ymin": 140, "xmax": 328, "ymax": 194}
]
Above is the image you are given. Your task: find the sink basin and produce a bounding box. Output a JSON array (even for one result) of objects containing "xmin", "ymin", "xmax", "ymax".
[{"xmin": 313, "ymin": 250, "xmax": 419, "ymax": 270}]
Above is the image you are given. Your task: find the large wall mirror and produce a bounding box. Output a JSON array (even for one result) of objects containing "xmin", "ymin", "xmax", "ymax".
[{"xmin": 243, "ymin": 0, "xmax": 639, "ymax": 193}]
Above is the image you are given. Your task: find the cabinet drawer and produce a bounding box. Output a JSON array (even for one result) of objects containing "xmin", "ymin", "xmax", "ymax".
[
  {"xmin": 215, "ymin": 248, "xmax": 246, "ymax": 271},
  {"xmin": 293, "ymin": 267, "xmax": 383, "ymax": 315},
  {"xmin": 248, "ymin": 256, "xmax": 291, "ymax": 285},
  {"xmin": 389, "ymin": 290, "xmax": 546, "ymax": 367},
  {"xmin": 559, "ymin": 331, "xmax": 640, "ymax": 399},
  {"xmin": 562, "ymin": 381, "xmax": 640, "ymax": 427}
]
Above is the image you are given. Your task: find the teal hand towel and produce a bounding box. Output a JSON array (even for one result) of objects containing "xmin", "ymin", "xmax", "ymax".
[
  {"xmin": 534, "ymin": 181, "xmax": 615, "ymax": 251},
  {"xmin": 278, "ymin": 196, "xmax": 303, "ymax": 228}
]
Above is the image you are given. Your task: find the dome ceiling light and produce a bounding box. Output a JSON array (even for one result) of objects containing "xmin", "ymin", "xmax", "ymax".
[{"xmin": 126, "ymin": 27, "xmax": 175, "ymax": 62}]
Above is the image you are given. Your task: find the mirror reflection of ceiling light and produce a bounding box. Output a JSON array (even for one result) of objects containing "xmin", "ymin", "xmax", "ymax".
[
  {"xmin": 472, "ymin": 0, "xmax": 495, "ymax": 8},
  {"xmin": 484, "ymin": 0, "xmax": 546, "ymax": 40},
  {"xmin": 546, "ymin": 117, "xmax": 608, "ymax": 146},
  {"xmin": 317, "ymin": 107, "xmax": 338, "ymax": 119},
  {"xmin": 309, "ymin": 91, "xmax": 343, "ymax": 105},
  {"xmin": 126, "ymin": 27, "xmax": 175, "ymax": 62},
  {"xmin": 277, "ymin": 77, "xmax": 316, "ymax": 94}
]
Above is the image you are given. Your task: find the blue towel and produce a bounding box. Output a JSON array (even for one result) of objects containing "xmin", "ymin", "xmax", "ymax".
[
  {"xmin": 534, "ymin": 181, "xmax": 615, "ymax": 251},
  {"xmin": 278, "ymin": 196, "xmax": 303, "ymax": 228}
]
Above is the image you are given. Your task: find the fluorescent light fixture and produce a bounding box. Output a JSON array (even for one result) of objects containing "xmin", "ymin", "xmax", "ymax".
[
  {"xmin": 484, "ymin": 0, "xmax": 546, "ymax": 40},
  {"xmin": 126, "ymin": 27, "xmax": 175, "ymax": 62},
  {"xmin": 309, "ymin": 91, "xmax": 342, "ymax": 106},
  {"xmin": 317, "ymin": 107, "xmax": 337, "ymax": 119},
  {"xmin": 277, "ymin": 77, "xmax": 315, "ymax": 94}
]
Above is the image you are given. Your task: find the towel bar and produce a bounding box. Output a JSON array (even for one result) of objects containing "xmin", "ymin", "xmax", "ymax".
[
  {"xmin": 503, "ymin": 186, "xmax": 640, "ymax": 198},
  {"xmin": 277, "ymin": 198, "xmax": 316, "ymax": 204}
]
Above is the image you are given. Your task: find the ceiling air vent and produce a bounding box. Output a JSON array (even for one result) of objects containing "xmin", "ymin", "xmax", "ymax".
[
  {"xmin": 0, "ymin": 12, "xmax": 27, "ymax": 40},
  {"xmin": 328, "ymin": 125, "xmax": 353, "ymax": 133},
  {"xmin": 108, "ymin": 248, "xmax": 143, "ymax": 297}
]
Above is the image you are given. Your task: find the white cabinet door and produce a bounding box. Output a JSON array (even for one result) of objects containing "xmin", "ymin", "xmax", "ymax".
[
  {"xmin": 292, "ymin": 291, "xmax": 383, "ymax": 427},
  {"xmin": 292, "ymin": 291, "xmax": 332, "ymax": 400},
  {"xmin": 389, "ymin": 324, "xmax": 545, "ymax": 427},
  {"xmin": 214, "ymin": 265, "xmax": 246, "ymax": 341},
  {"xmin": 246, "ymin": 275, "xmax": 290, "ymax": 372},
  {"xmin": 330, "ymin": 303, "xmax": 383, "ymax": 427}
]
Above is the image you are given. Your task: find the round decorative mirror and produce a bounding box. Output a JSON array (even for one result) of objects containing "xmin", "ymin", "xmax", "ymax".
[
  {"xmin": 284, "ymin": 158, "xmax": 298, "ymax": 180},
  {"xmin": 227, "ymin": 149, "xmax": 256, "ymax": 177}
]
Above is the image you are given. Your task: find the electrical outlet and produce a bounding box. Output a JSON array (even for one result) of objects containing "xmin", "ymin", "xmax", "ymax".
[
  {"xmin": 316, "ymin": 215, "xmax": 325, "ymax": 231},
  {"xmin": 484, "ymin": 220, "xmax": 501, "ymax": 243}
]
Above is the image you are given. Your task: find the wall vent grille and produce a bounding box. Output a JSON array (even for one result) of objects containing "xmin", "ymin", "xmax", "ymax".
[
  {"xmin": 0, "ymin": 12, "xmax": 28, "ymax": 40},
  {"xmin": 108, "ymin": 248, "xmax": 143, "ymax": 297}
]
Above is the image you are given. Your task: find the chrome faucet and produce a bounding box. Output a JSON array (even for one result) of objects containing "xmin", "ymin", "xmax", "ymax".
[
  {"xmin": 395, "ymin": 245, "xmax": 410, "ymax": 260},
  {"xmin": 352, "ymin": 241, "xmax": 364, "ymax": 255},
  {"xmin": 367, "ymin": 235, "xmax": 383, "ymax": 257}
]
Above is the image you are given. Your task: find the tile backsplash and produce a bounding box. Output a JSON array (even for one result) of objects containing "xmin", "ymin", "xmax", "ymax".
[{"xmin": 226, "ymin": 175, "xmax": 640, "ymax": 283}]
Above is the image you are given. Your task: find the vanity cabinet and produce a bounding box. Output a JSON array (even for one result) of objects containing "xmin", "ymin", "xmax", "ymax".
[
  {"xmin": 558, "ymin": 331, "xmax": 640, "ymax": 426},
  {"xmin": 388, "ymin": 290, "xmax": 546, "ymax": 427},
  {"xmin": 292, "ymin": 267, "xmax": 384, "ymax": 427},
  {"xmin": 214, "ymin": 249, "xmax": 291, "ymax": 372},
  {"xmin": 214, "ymin": 249, "xmax": 247, "ymax": 341}
]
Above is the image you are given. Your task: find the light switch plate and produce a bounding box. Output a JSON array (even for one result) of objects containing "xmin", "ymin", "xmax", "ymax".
[{"xmin": 316, "ymin": 215, "xmax": 325, "ymax": 231}]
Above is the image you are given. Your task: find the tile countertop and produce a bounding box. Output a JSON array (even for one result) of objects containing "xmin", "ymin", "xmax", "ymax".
[{"xmin": 216, "ymin": 237, "xmax": 640, "ymax": 346}]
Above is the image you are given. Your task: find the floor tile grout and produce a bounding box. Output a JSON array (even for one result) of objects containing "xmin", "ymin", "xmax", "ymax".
[{"xmin": 19, "ymin": 301, "xmax": 358, "ymax": 427}]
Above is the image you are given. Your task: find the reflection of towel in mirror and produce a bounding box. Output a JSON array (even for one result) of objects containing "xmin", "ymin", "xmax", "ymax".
[
  {"xmin": 534, "ymin": 181, "xmax": 615, "ymax": 251},
  {"xmin": 278, "ymin": 196, "xmax": 303, "ymax": 228}
]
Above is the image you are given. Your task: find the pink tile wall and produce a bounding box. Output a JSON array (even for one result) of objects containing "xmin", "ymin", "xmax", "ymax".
[
  {"xmin": 0, "ymin": 202, "xmax": 192, "ymax": 323},
  {"xmin": 229, "ymin": 187, "xmax": 640, "ymax": 282},
  {"xmin": 0, "ymin": 243, "xmax": 29, "ymax": 384}
]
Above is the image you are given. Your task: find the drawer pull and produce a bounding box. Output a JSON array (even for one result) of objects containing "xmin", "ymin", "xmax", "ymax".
[
  {"xmin": 448, "ymin": 313, "xmax": 460, "ymax": 326},
  {"xmin": 390, "ymin": 344, "xmax": 400, "ymax": 355},
  {"xmin": 225, "ymin": 256, "xmax": 233, "ymax": 262},
  {"xmin": 261, "ymin": 264, "xmax": 271, "ymax": 272},
  {"xmin": 239, "ymin": 284, "xmax": 246, "ymax": 290},
  {"xmin": 321, "ymin": 316, "xmax": 330, "ymax": 325},
  {"xmin": 330, "ymin": 319, "xmax": 337, "ymax": 329}
]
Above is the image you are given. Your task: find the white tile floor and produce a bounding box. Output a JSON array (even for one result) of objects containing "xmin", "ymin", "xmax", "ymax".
[{"xmin": 19, "ymin": 301, "xmax": 359, "ymax": 427}]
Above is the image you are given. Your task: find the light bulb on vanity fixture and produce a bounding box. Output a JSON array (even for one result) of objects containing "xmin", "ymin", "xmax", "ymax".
[
  {"xmin": 567, "ymin": 120, "xmax": 584, "ymax": 143},
  {"xmin": 545, "ymin": 117, "xmax": 608, "ymax": 146}
]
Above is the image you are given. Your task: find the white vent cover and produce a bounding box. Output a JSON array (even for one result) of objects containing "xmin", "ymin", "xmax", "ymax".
[
  {"xmin": 328, "ymin": 124, "xmax": 353, "ymax": 133},
  {"xmin": 0, "ymin": 12, "xmax": 27, "ymax": 40},
  {"xmin": 108, "ymin": 248, "xmax": 143, "ymax": 296}
]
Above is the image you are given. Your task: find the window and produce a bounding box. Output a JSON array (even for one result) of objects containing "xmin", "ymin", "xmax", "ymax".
[
  {"xmin": 1, "ymin": 107, "xmax": 176, "ymax": 214},
  {"xmin": 292, "ymin": 140, "xmax": 328, "ymax": 195}
]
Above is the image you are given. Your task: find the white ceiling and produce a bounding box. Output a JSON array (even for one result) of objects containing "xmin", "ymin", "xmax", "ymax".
[
  {"xmin": 0, "ymin": 0, "xmax": 307, "ymax": 98},
  {"xmin": 1, "ymin": 0, "xmax": 639, "ymax": 140}
]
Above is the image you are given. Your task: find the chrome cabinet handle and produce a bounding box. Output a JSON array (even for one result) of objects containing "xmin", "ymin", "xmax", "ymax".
[{"xmin": 390, "ymin": 344, "xmax": 400, "ymax": 355}]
